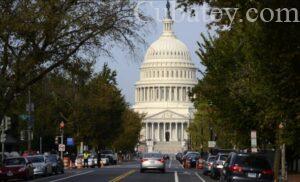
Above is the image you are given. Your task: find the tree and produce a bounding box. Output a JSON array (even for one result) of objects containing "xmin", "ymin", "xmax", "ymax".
[
  {"xmin": 180, "ymin": 1, "xmax": 299, "ymax": 179},
  {"xmin": 113, "ymin": 109, "xmax": 143, "ymax": 152},
  {"xmin": 0, "ymin": 0, "xmax": 149, "ymax": 121}
]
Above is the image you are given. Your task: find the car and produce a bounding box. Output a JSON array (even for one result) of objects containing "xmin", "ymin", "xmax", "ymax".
[
  {"xmin": 182, "ymin": 152, "xmax": 200, "ymax": 168},
  {"xmin": 210, "ymin": 153, "xmax": 228, "ymax": 179},
  {"xmin": 140, "ymin": 153, "xmax": 166, "ymax": 173},
  {"xmin": 0, "ymin": 157, "xmax": 34, "ymax": 181},
  {"xmin": 101, "ymin": 150, "xmax": 117, "ymax": 165},
  {"xmin": 203, "ymin": 155, "xmax": 216, "ymax": 175},
  {"xmin": 163, "ymin": 154, "xmax": 170, "ymax": 160},
  {"xmin": 47, "ymin": 154, "xmax": 64, "ymax": 174},
  {"xmin": 220, "ymin": 152, "xmax": 274, "ymax": 182},
  {"xmin": 26, "ymin": 155, "xmax": 53, "ymax": 176},
  {"xmin": 175, "ymin": 153, "xmax": 183, "ymax": 163},
  {"xmin": 88, "ymin": 155, "xmax": 98, "ymax": 168},
  {"xmin": 100, "ymin": 154, "xmax": 110, "ymax": 166},
  {"xmin": 185, "ymin": 153, "xmax": 201, "ymax": 168}
]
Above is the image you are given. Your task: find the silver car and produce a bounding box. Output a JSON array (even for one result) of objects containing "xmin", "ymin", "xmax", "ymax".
[
  {"xmin": 140, "ymin": 153, "xmax": 165, "ymax": 173},
  {"xmin": 26, "ymin": 155, "xmax": 52, "ymax": 176}
]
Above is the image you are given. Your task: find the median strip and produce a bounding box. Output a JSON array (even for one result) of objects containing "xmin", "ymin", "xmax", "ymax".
[{"xmin": 109, "ymin": 169, "xmax": 136, "ymax": 182}]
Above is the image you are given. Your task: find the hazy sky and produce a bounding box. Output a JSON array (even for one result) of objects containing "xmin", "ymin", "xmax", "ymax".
[{"xmin": 95, "ymin": 1, "xmax": 213, "ymax": 105}]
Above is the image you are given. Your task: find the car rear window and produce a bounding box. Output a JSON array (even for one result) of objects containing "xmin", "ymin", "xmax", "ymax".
[
  {"xmin": 220, "ymin": 155, "xmax": 228, "ymax": 161},
  {"xmin": 5, "ymin": 158, "xmax": 26, "ymax": 166},
  {"xmin": 27, "ymin": 156, "xmax": 44, "ymax": 163},
  {"xmin": 143, "ymin": 153, "xmax": 162, "ymax": 158},
  {"xmin": 234, "ymin": 155, "xmax": 271, "ymax": 169},
  {"xmin": 208, "ymin": 156, "xmax": 216, "ymax": 162}
]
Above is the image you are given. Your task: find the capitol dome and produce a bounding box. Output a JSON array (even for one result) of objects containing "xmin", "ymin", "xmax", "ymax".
[{"xmin": 133, "ymin": 1, "xmax": 197, "ymax": 154}]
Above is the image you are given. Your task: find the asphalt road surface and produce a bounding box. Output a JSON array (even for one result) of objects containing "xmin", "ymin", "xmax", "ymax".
[{"xmin": 29, "ymin": 160, "xmax": 218, "ymax": 182}]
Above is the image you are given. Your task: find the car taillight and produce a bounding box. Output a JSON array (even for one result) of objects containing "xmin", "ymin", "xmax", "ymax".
[
  {"xmin": 262, "ymin": 169, "xmax": 273, "ymax": 175},
  {"xmin": 229, "ymin": 165, "xmax": 243, "ymax": 173},
  {"xmin": 158, "ymin": 159, "xmax": 165, "ymax": 163},
  {"xmin": 141, "ymin": 159, "xmax": 148, "ymax": 162}
]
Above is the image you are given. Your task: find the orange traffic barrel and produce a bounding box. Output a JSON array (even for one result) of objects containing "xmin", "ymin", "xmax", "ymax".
[{"xmin": 63, "ymin": 157, "xmax": 70, "ymax": 168}]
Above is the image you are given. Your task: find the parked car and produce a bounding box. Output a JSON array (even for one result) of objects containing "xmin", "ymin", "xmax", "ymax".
[
  {"xmin": 185, "ymin": 153, "xmax": 201, "ymax": 168},
  {"xmin": 210, "ymin": 153, "xmax": 228, "ymax": 179},
  {"xmin": 0, "ymin": 157, "xmax": 34, "ymax": 181},
  {"xmin": 203, "ymin": 155, "xmax": 216, "ymax": 175},
  {"xmin": 220, "ymin": 152, "xmax": 274, "ymax": 182},
  {"xmin": 100, "ymin": 154, "xmax": 110, "ymax": 166},
  {"xmin": 140, "ymin": 153, "xmax": 165, "ymax": 173},
  {"xmin": 182, "ymin": 152, "xmax": 200, "ymax": 168},
  {"xmin": 163, "ymin": 154, "xmax": 170, "ymax": 160},
  {"xmin": 88, "ymin": 155, "xmax": 98, "ymax": 168},
  {"xmin": 47, "ymin": 154, "xmax": 64, "ymax": 174},
  {"xmin": 175, "ymin": 153, "xmax": 183, "ymax": 163},
  {"xmin": 26, "ymin": 155, "xmax": 52, "ymax": 176},
  {"xmin": 101, "ymin": 150, "xmax": 117, "ymax": 165}
]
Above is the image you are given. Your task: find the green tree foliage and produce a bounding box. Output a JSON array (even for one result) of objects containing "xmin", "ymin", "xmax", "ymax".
[
  {"xmin": 113, "ymin": 109, "xmax": 143, "ymax": 152},
  {"xmin": 0, "ymin": 0, "xmax": 149, "ymax": 121},
  {"xmin": 182, "ymin": 0, "xmax": 300, "ymax": 159}
]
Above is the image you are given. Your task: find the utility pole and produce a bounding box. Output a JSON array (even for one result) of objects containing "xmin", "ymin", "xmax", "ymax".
[{"xmin": 59, "ymin": 121, "xmax": 64, "ymax": 159}]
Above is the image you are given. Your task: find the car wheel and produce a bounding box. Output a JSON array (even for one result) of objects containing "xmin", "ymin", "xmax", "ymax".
[
  {"xmin": 161, "ymin": 169, "xmax": 166, "ymax": 173},
  {"xmin": 140, "ymin": 169, "xmax": 144, "ymax": 173}
]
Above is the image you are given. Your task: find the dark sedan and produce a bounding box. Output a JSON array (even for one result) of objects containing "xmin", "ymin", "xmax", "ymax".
[
  {"xmin": 220, "ymin": 152, "xmax": 274, "ymax": 182},
  {"xmin": 47, "ymin": 154, "xmax": 64, "ymax": 174}
]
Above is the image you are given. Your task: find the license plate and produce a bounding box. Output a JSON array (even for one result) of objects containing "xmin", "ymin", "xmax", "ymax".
[
  {"xmin": 7, "ymin": 171, "xmax": 13, "ymax": 176},
  {"xmin": 150, "ymin": 160, "xmax": 155, "ymax": 164},
  {"xmin": 247, "ymin": 173, "xmax": 257, "ymax": 178}
]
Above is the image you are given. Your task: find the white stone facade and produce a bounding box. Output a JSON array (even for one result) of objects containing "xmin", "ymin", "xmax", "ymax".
[{"xmin": 133, "ymin": 13, "xmax": 197, "ymax": 154}]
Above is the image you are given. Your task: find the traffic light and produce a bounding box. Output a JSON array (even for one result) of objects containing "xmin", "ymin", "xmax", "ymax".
[
  {"xmin": 4, "ymin": 117, "xmax": 11, "ymax": 131},
  {"xmin": 55, "ymin": 136, "xmax": 59, "ymax": 144}
]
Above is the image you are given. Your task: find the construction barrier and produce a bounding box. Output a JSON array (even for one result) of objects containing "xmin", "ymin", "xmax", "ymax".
[
  {"xmin": 76, "ymin": 159, "xmax": 83, "ymax": 169},
  {"xmin": 63, "ymin": 157, "xmax": 70, "ymax": 169}
]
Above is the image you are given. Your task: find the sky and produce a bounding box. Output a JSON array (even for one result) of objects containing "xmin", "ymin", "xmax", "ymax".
[{"xmin": 95, "ymin": 1, "xmax": 213, "ymax": 105}]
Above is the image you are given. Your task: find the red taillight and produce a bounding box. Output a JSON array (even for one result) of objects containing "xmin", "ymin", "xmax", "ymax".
[
  {"xmin": 141, "ymin": 159, "xmax": 148, "ymax": 162},
  {"xmin": 262, "ymin": 169, "xmax": 273, "ymax": 175},
  {"xmin": 158, "ymin": 159, "xmax": 165, "ymax": 163},
  {"xmin": 229, "ymin": 165, "xmax": 243, "ymax": 173}
]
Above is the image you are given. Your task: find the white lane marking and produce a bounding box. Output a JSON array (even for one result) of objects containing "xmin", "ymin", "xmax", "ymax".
[
  {"xmin": 49, "ymin": 170, "xmax": 94, "ymax": 182},
  {"xmin": 194, "ymin": 172, "xmax": 206, "ymax": 182},
  {"xmin": 169, "ymin": 159, "xmax": 172, "ymax": 168},
  {"xmin": 174, "ymin": 171, "xmax": 179, "ymax": 182}
]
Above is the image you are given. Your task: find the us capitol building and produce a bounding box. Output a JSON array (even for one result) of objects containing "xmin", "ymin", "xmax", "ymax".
[{"xmin": 133, "ymin": 2, "xmax": 197, "ymax": 153}]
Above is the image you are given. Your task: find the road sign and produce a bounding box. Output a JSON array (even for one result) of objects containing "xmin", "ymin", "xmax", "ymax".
[
  {"xmin": 58, "ymin": 144, "xmax": 65, "ymax": 152},
  {"xmin": 208, "ymin": 141, "xmax": 216, "ymax": 148},
  {"xmin": 66, "ymin": 138, "xmax": 74, "ymax": 146}
]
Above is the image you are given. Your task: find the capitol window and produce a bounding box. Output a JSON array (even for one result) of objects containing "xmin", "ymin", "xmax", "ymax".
[{"xmin": 167, "ymin": 71, "xmax": 169, "ymax": 77}]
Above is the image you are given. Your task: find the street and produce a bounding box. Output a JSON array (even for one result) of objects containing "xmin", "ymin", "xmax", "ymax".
[{"xmin": 30, "ymin": 160, "xmax": 217, "ymax": 182}]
